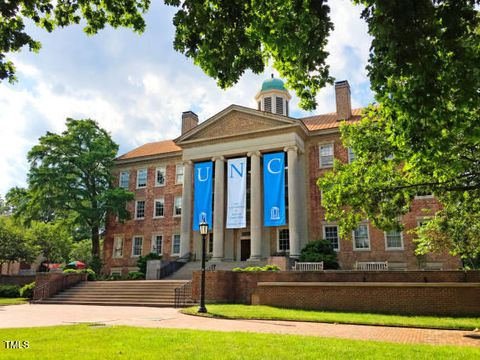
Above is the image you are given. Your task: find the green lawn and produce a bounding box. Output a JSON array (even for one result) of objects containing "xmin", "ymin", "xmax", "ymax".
[
  {"xmin": 182, "ymin": 305, "xmax": 480, "ymax": 331},
  {"xmin": 0, "ymin": 298, "xmax": 28, "ymax": 305},
  {"xmin": 0, "ymin": 325, "xmax": 478, "ymax": 359}
]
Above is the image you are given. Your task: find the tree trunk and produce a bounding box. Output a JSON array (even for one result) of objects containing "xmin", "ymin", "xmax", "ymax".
[{"xmin": 91, "ymin": 225, "xmax": 100, "ymax": 258}]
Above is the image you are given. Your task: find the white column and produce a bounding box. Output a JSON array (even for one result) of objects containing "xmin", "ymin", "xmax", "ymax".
[
  {"xmin": 211, "ymin": 156, "xmax": 225, "ymax": 261},
  {"xmin": 248, "ymin": 151, "xmax": 262, "ymax": 261},
  {"xmin": 285, "ymin": 146, "xmax": 301, "ymax": 258},
  {"xmin": 179, "ymin": 160, "xmax": 193, "ymax": 259}
]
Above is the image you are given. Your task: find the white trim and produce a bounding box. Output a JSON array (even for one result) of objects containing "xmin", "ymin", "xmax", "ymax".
[
  {"xmin": 151, "ymin": 233, "xmax": 163, "ymax": 255},
  {"xmin": 323, "ymin": 224, "xmax": 340, "ymax": 252},
  {"xmin": 319, "ymin": 143, "xmax": 334, "ymax": 168},
  {"xmin": 384, "ymin": 230, "xmax": 404, "ymax": 251},
  {"xmin": 131, "ymin": 235, "xmax": 143, "ymax": 258},
  {"xmin": 352, "ymin": 223, "xmax": 370, "ymax": 251},
  {"xmin": 136, "ymin": 168, "xmax": 148, "ymax": 189},
  {"xmin": 112, "ymin": 236, "xmax": 124, "ymax": 259},
  {"xmin": 154, "ymin": 166, "xmax": 166, "ymax": 187},
  {"xmin": 276, "ymin": 227, "xmax": 290, "ymax": 253},
  {"xmin": 414, "ymin": 194, "xmax": 434, "ymax": 199},
  {"xmin": 153, "ymin": 197, "xmax": 165, "ymax": 218},
  {"xmin": 171, "ymin": 234, "xmax": 181, "ymax": 255},
  {"xmin": 175, "ymin": 163, "xmax": 184, "ymax": 185},
  {"xmin": 173, "ymin": 195, "xmax": 182, "ymax": 217},
  {"xmin": 134, "ymin": 200, "xmax": 145, "ymax": 220}
]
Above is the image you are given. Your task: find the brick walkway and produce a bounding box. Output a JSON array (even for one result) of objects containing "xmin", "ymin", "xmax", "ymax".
[{"xmin": 0, "ymin": 304, "xmax": 478, "ymax": 347}]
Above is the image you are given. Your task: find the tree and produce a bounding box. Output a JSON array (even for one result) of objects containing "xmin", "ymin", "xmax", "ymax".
[
  {"xmin": 1, "ymin": 0, "xmax": 332, "ymax": 110},
  {"xmin": 21, "ymin": 118, "xmax": 133, "ymax": 270},
  {"xmin": 0, "ymin": 216, "xmax": 37, "ymax": 268},
  {"xmin": 299, "ymin": 240, "xmax": 339, "ymax": 269},
  {"xmin": 27, "ymin": 221, "xmax": 73, "ymax": 264}
]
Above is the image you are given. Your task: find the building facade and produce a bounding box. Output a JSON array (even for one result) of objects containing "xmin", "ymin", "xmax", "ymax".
[{"xmin": 104, "ymin": 79, "xmax": 460, "ymax": 275}]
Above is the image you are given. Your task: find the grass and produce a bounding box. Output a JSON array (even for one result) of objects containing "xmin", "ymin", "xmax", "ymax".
[
  {"xmin": 0, "ymin": 325, "xmax": 479, "ymax": 359},
  {"xmin": 181, "ymin": 304, "xmax": 480, "ymax": 331},
  {"xmin": 0, "ymin": 298, "xmax": 28, "ymax": 306}
]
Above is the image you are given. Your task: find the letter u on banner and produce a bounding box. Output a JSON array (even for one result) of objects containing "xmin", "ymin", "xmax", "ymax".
[
  {"xmin": 263, "ymin": 152, "xmax": 286, "ymax": 226},
  {"xmin": 193, "ymin": 161, "xmax": 213, "ymax": 230},
  {"xmin": 226, "ymin": 157, "xmax": 247, "ymax": 229}
]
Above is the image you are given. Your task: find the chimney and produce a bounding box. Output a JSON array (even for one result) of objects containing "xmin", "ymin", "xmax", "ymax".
[
  {"xmin": 181, "ymin": 111, "xmax": 199, "ymax": 134},
  {"xmin": 335, "ymin": 80, "xmax": 352, "ymax": 120}
]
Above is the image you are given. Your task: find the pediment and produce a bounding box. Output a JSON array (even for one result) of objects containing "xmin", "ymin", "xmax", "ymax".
[{"xmin": 176, "ymin": 105, "xmax": 299, "ymax": 144}]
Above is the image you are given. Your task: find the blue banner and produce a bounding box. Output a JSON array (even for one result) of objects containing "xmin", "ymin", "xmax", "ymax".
[
  {"xmin": 193, "ymin": 161, "xmax": 213, "ymax": 231},
  {"xmin": 263, "ymin": 152, "xmax": 286, "ymax": 226}
]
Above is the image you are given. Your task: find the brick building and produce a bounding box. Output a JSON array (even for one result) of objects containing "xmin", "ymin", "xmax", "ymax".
[{"xmin": 103, "ymin": 78, "xmax": 460, "ymax": 275}]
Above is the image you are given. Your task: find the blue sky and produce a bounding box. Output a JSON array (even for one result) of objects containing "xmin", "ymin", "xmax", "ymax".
[{"xmin": 0, "ymin": 0, "xmax": 373, "ymax": 196}]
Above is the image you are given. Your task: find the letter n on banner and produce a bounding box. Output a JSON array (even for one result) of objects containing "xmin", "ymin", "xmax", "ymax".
[
  {"xmin": 226, "ymin": 157, "xmax": 247, "ymax": 229},
  {"xmin": 193, "ymin": 161, "xmax": 213, "ymax": 230},
  {"xmin": 263, "ymin": 152, "xmax": 286, "ymax": 226}
]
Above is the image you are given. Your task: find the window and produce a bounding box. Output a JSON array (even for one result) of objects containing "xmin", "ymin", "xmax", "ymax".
[
  {"xmin": 275, "ymin": 96, "xmax": 283, "ymax": 115},
  {"xmin": 172, "ymin": 234, "xmax": 181, "ymax": 255},
  {"xmin": 174, "ymin": 196, "xmax": 182, "ymax": 216},
  {"xmin": 353, "ymin": 224, "xmax": 370, "ymax": 250},
  {"xmin": 348, "ymin": 147, "xmax": 355, "ymax": 163},
  {"xmin": 319, "ymin": 144, "xmax": 334, "ymax": 168},
  {"xmin": 385, "ymin": 230, "xmax": 403, "ymax": 250},
  {"xmin": 277, "ymin": 228, "xmax": 290, "ymax": 252},
  {"xmin": 208, "ymin": 233, "xmax": 214, "ymax": 254},
  {"xmin": 132, "ymin": 236, "xmax": 143, "ymax": 257},
  {"xmin": 152, "ymin": 234, "xmax": 163, "ymax": 255},
  {"xmin": 264, "ymin": 97, "xmax": 272, "ymax": 112},
  {"xmin": 113, "ymin": 237, "xmax": 124, "ymax": 258},
  {"xmin": 136, "ymin": 169, "xmax": 147, "ymax": 188},
  {"xmin": 119, "ymin": 171, "xmax": 129, "ymax": 189},
  {"xmin": 154, "ymin": 198, "xmax": 165, "ymax": 218},
  {"xmin": 323, "ymin": 225, "xmax": 339, "ymax": 251},
  {"xmin": 415, "ymin": 192, "xmax": 434, "ymax": 199},
  {"xmin": 155, "ymin": 166, "xmax": 166, "ymax": 187},
  {"xmin": 135, "ymin": 200, "xmax": 145, "ymax": 219},
  {"xmin": 175, "ymin": 164, "xmax": 184, "ymax": 184}
]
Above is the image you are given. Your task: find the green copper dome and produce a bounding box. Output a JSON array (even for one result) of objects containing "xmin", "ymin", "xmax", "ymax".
[{"xmin": 260, "ymin": 77, "xmax": 287, "ymax": 92}]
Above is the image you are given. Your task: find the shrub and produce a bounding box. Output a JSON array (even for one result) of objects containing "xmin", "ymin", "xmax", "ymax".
[
  {"xmin": 83, "ymin": 268, "xmax": 96, "ymax": 281},
  {"xmin": 0, "ymin": 284, "xmax": 21, "ymax": 298},
  {"xmin": 232, "ymin": 265, "xmax": 280, "ymax": 272},
  {"xmin": 19, "ymin": 282, "xmax": 35, "ymax": 299},
  {"xmin": 107, "ymin": 273, "xmax": 123, "ymax": 281},
  {"xmin": 136, "ymin": 253, "xmax": 162, "ymax": 275},
  {"xmin": 63, "ymin": 269, "xmax": 79, "ymax": 274},
  {"xmin": 127, "ymin": 271, "xmax": 145, "ymax": 280},
  {"xmin": 299, "ymin": 239, "xmax": 339, "ymax": 269}
]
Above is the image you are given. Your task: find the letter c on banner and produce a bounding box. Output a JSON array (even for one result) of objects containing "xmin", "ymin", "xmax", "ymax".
[
  {"xmin": 197, "ymin": 167, "xmax": 211, "ymax": 182},
  {"xmin": 267, "ymin": 158, "xmax": 282, "ymax": 174}
]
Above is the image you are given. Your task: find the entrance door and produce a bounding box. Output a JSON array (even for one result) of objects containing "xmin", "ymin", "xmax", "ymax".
[{"xmin": 240, "ymin": 239, "xmax": 251, "ymax": 261}]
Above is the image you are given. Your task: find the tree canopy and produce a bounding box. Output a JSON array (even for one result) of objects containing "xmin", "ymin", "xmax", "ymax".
[{"xmin": 0, "ymin": 216, "xmax": 37, "ymax": 267}]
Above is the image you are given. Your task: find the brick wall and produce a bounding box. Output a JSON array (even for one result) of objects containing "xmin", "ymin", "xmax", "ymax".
[
  {"xmin": 192, "ymin": 270, "xmax": 480, "ymax": 306},
  {"xmin": 0, "ymin": 275, "xmax": 36, "ymax": 286},
  {"xmin": 252, "ymin": 282, "xmax": 480, "ymax": 316}
]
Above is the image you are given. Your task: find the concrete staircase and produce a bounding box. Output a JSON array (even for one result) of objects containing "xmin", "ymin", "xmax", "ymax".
[
  {"xmin": 165, "ymin": 260, "xmax": 267, "ymax": 280},
  {"xmin": 38, "ymin": 280, "xmax": 188, "ymax": 307}
]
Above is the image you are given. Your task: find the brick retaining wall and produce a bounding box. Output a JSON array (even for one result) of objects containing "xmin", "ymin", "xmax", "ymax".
[{"xmin": 0, "ymin": 275, "xmax": 36, "ymax": 286}]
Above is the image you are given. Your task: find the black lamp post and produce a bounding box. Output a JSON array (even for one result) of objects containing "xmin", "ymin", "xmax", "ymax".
[{"xmin": 198, "ymin": 221, "xmax": 209, "ymax": 313}]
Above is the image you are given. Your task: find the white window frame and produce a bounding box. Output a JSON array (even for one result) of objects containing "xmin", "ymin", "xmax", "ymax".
[
  {"xmin": 131, "ymin": 236, "xmax": 143, "ymax": 257},
  {"xmin": 319, "ymin": 143, "xmax": 334, "ymax": 168},
  {"xmin": 323, "ymin": 224, "xmax": 340, "ymax": 252},
  {"xmin": 353, "ymin": 223, "xmax": 371, "ymax": 251},
  {"xmin": 175, "ymin": 164, "xmax": 184, "ymax": 185},
  {"xmin": 414, "ymin": 193, "xmax": 434, "ymax": 200},
  {"xmin": 277, "ymin": 227, "xmax": 290, "ymax": 252},
  {"xmin": 155, "ymin": 166, "xmax": 166, "ymax": 187},
  {"xmin": 347, "ymin": 147, "xmax": 355, "ymax": 163},
  {"xmin": 113, "ymin": 236, "xmax": 124, "ymax": 259},
  {"xmin": 171, "ymin": 234, "xmax": 181, "ymax": 255},
  {"xmin": 119, "ymin": 171, "xmax": 129, "ymax": 189},
  {"xmin": 173, "ymin": 196, "xmax": 182, "ymax": 217},
  {"xmin": 384, "ymin": 230, "xmax": 404, "ymax": 250},
  {"xmin": 135, "ymin": 200, "xmax": 145, "ymax": 220},
  {"xmin": 153, "ymin": 197, "xmax": 165, "ymax": 218},
  {"xmin": 151, "ymin": 234, "xmax": 163, "ymax": 255},
  {"xmin": 136, "ymin": 168, "xmax": 148, "ymax": 189}
]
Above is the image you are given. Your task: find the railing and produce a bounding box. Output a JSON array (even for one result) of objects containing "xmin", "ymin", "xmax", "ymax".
[
  {"xmin": 156, "ymin": 253, "xmax": 191, "ymax": 279},
  {"xmin": 33, "ymin": 273, "xmax": 86, "ymax": 301},
  {"xmin": 355, "ymin": 261, "xmax": 389, "ymax": 271},
  {"xmin": 292, "ymin": 262, "xmax": 324, "ymax": 271},
  {"xmin": 206, "ymin": 264, "xmax": 216, "ymax": 271},
  {"xmin": 174, "ymin": 281, "xmax": 195, "ymax": 308}
]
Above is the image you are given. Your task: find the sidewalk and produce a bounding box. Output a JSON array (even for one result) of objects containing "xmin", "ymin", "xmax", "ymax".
[{"xmin": 0, "ymin": 304, "xmax": 478, "ymax": 347}]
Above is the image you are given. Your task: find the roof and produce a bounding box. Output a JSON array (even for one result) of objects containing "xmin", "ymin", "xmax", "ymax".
[
  {"xmin": 260, "ymin": 77, "xmax": 287, "ymax": 92},
  {"xmin": 117, "ymin": 140, "xmax": 181, "ymax": 160},
  {"xmin": 301, "ymin": 108, "xmax": 363, "ymax": 131}
]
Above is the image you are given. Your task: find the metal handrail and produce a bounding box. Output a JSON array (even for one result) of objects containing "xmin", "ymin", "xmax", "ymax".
[
  {"xmin": 206, "ymin": 264, "xmax": 216, "ymax": 271},
  {"xmin": 174, "ymin": 280, "xmax": 194, "ymax": 308},
  {"xmin": 33, "ymin": 273, "xmax": 86, "ymax": 301},
  {"xmin": 156, "ymin": 253, "xmax": 191, "ymax": 279}
]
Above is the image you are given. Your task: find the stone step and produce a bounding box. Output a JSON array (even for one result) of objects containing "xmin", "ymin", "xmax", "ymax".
[
  {"xmin": 38, "ymin": 300, "xmax": 179, "ymax": 307},
  {"xmin": 54, "ymin": 294, "xmax": 175, "ymax": 299}
]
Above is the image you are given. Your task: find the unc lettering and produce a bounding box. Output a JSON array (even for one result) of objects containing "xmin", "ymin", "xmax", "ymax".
[
  {"xmin": 197, "ymin": 167, "xmax": 211, "ymax": 182},
  {"xmin": 229, "ymin": 162, "xmax": 245, "ymax": 178},
  {"xmin": 267, "ymin": 158, "xmax": 282, "ymax": 174}
]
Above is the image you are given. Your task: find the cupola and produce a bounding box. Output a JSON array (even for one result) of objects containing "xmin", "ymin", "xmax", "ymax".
[{"xmin": 255, "ymin": 75, "xmax": 291, "ymax": 116}]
